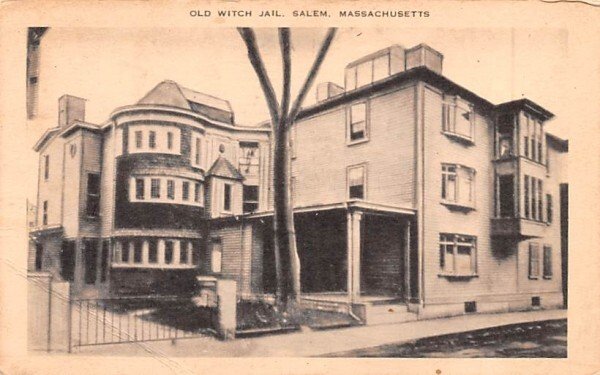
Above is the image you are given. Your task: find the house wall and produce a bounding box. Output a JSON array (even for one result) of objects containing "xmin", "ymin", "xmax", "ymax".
[
  {"xmin": 420, "ymin": 84, "xmax": 564, "ymax": 313},
  {"xmin": 100, "ymin": 128, "xmax": 115, "ymax": 237},
  {"xmin": 291, "ymin": 85, "xmax": 417, "ymax": 209},
  {"xmin": 79, "ymin": 131, "xmax": 102, "ymax": 237},
  {"xmin": 421, "ymin": 84, "xmax": 516, "ymax": 305},
  {"xmin": 62, "ymin": 134, "xmax": 82, "ymax": 237},
  {"xmin": 209, "ymin": 221, "xmax": 254, "ymax": 296},
  {"xmin": 37, "ymin": 137, "xmax": 64, "ymax": 228}
]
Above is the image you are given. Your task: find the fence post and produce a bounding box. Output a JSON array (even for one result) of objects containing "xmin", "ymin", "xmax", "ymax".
[{"xmin": 215, "ymin": 279, "xmax": 237, "ymax": 340}]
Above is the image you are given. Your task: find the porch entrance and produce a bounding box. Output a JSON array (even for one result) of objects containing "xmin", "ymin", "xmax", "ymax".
[{"xmin": 261, "ymin": 207, "xmax": 414, "ymax": 302}]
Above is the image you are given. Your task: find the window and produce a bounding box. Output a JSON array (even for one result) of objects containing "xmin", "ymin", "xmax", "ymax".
[
  {"xmin": 182, "ymin": 181, "xmax": 190, "ymax": 201},
  {"xmin": 543, "ymin": 245, "xmax": 553, "ymax": 278},
  {"xmin": 523, "ymin": 116, "xmax": 544, "ymax": 163},
  {"xmin": 441, "ymin": 164, "xmax": 475, "ymax": 207},
  {"xmin": 349, "ymin": 103, "xmax": 367, "ymax": 142},
  {"xmin": 529, "ymin": 242, "xmax": 540, "ymax": 278},
  {"xmin": 148, "ymin": 131, "xmax": 156, "ymax": 149},
  {"xmin": 546, "ymin": 194, "xmax": 553, "ymax": 223},
  {"xmin": 135, "ymin": 178, "xmax": 145, "ymax": 200},
  {"xmin": 148, "ymin": 239, "xmax": 158, "ymax": 263},
  {"xmin": 133, "ymin": 241, "xmax": 143, "ymax": 263},
  {"xmin": 194, "ymin": 183, "xmax": 202, "ymax": 203},
  {"xmin": 100, "ymin": 240, "xmax": 109, "ymax": 282},
  {"xmin": 211, "ymin": 239, "xmax": 222, "ymax": 273},
  {"xmin": 497, "ymin": 114, "xmax": 515, "ymax": 158},
  {"xmin": 223, "ymin": 184, "xmax": 232, "ymax": 212},
  {"xmin": 442, "ymin": 96, "xmax": 474, "ymax": 141},
  {"xmin": 86, "ymin": 173, "xmax": 101, "ymax": 218},
  {"xmin": 167, "ymin": 132, "xmax": 173, "ymax": 150},
  {"xmin": 348, "ymin": 165, "xmax": 366, "ymax": 200},
  {"xmin": 135, "ymin": 130, "xmax": 143, "ymax": 148},
  {"xmin": 537, "ymin": 179, "xmax": 543, "ymax": 222},
  {"xmin": 524, "ymin": 175, "xmax": 544, "ymax": 221},
  {"xmin": 524, "ymin": 175, "xmax": 530, "ymax": 219},
  {"xmin": 121, "ymin": 241, "xmax": 130, "ymax": 263},
  {"xmin": 151, "ymin": 178, "xmax": 161, "ymax": 198},
  {"xmin": 43, "ymin": 155, "xmax": 49, "ymax": 180},
  {"xmin": 439, "ymin": 234, "xmax": 477, "ymax": 276},
  {"xmin": 83, "ymin": 240, "xmax": 98, "ymax": 285},
  {"xmin": 42, "ymin": 200, "xmax": 48, "ymax": 225},
  {"xmin": 497, "ymin": 174, "xmax": 515, "ymax": 218},
  {"xmin": 167, "ymin": 179, "xmax": 175, "ymax": 200},
  {"xmin": 180, "ymin": 241, "xmax": 189, "ymax": 264},
  {"xmin": 239, "ymin": 142, "xmax": 260, "ymax": 174},
  {"xmin": 243, "ymin": 185, "xmax": 259, "ymax": 213},
  {"xmin": 164, "ymin": 241, "xmax": 174, "ymax": 264},
  {"xmin": 194, "ymin": 137, "xmax": 201, "ymax": 165}
]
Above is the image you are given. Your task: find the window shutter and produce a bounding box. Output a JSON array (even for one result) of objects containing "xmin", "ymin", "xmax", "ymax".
[
  {"xmin": 529, "ymin": 243, "xmax": 540, "ymax": 278},
  {"xmin": 543, "ymin": 245, "xmax": 553, "ymax": 278}
]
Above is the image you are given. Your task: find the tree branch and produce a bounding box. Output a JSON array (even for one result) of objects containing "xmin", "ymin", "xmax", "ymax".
[
  {"xmin": 279, "ymin": 28, "xmax": 292, "ymax": 126},
  {"xmin": 237, "ymin": 28, "xmax": 280, "ymax": 126},
  {"xmin": 288, "ymin": 28, "xmax": 337, "ymax": 124}
]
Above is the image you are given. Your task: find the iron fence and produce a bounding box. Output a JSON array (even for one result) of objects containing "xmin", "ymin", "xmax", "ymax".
[{"xmin": 69, "ymin": 295, "xmax": 217, "ymax": 351}]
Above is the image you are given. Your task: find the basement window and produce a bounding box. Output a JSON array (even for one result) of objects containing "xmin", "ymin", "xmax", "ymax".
[{"xmin": 464, "ymin": 301, "xmax": 477, "ymax": 313}]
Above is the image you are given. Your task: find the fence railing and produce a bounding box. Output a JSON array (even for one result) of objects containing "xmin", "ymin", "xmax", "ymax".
[{"xmin": 69, "ymin": 295, "xmax": 217, "ymax": 351}]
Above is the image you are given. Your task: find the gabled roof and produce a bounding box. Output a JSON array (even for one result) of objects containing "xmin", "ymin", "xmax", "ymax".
[
  {"xmin": 496, "ymin": 98, "xmax": 554, "ymax": 121},
  {"xmin": 33, "ymin": 127, "xmax": 61, "ymax": 152},
  {"xmin": 137, "ymin": 80, "xmax": 234, "ymax": 124},
  {"xmin": 60, "ymin": 121, "xmax": 101, "ymax": 138},
  {"xmin": 206, "ymin": 156, "xmax": 244, "ymax": 180}
]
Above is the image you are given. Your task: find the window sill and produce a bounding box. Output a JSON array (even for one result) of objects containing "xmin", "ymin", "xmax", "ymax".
[
  {"xmin": 440, "ymin": 201, "xmax": 476, "ymax": 212},
  {"xmin": 438, "ymin": 273, "xmax": 478, "ymax": 279},
  {"xmin": 528, "ymin": 276, "xmax": 539, "ymax": 280},
  {"xmin": 543, "ymin": 276, "xmax": 553, "ymax": 280},
  {"xmin": 111, "ymin": 263, "xmax": 196, "ymax": 269},
  {"xmin": 346, "ymin": 138, "xmax": 370, "ymax": 147},
  {"xmin": 441, "ymin": 131, "xmax": 475, "ymax": 146}
]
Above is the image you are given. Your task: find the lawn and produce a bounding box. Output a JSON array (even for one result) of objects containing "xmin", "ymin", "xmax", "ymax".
[{"xmin": 324, "ymin": 319, "xmax": 567, "ymax": 358}]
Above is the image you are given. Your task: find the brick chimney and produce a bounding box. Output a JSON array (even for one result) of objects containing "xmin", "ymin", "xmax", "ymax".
[{"xmin": 58, "ymin": 94, "xmax": 86, "ymax": 128}]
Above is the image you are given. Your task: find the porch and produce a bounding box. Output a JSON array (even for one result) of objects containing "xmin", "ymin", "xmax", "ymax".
[{"xmin": 259, "ymin": 201, "xmax": 418, "ymax": 309}]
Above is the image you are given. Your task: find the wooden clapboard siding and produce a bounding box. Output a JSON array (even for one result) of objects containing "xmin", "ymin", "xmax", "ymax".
[{"xmin": 291, "ymin": 85, "xmax": 417, "ymax": 209}]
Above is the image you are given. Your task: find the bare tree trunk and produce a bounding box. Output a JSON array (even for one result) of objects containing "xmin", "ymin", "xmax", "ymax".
[{"xmin": 238, "ymin": 27, "xmax": 337, "ymax": 316}]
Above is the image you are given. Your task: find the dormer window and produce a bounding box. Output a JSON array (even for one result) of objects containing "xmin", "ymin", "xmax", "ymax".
[{"xmin": 442, "ymin": 96, "xmax": 475, "ymax": 143}]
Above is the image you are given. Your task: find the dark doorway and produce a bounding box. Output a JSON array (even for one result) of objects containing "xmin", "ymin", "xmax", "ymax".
[
  {"xmin": 361, "ymin": 215, "xmax": 404, "ymax": 296},
  {"xmin": 83, "ymin": 239, "xmax": 98, "ymax": 285},
  {"xmin": 35, "ymin": 243, "xmax": 43, "ymax": 271},
  {"xmin": 60, "ymin": 240, "xmax": 76, "ymax": 282}
]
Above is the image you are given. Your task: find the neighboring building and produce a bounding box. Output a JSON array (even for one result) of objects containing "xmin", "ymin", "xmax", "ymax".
[
  {"xmin": 26, "ymin": 27, "xmax": 48, "ymax": 119},
  {"xmin": 29, "ymin": 82, "xmax": 270, "ymax": 297},
  {"xmin": 30, "ymin": 43, "xmax": 568, "ymax": 320}
]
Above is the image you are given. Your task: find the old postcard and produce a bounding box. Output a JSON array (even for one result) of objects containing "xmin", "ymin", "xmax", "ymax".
[{"xmin": 1, "ymin": 0, "xmax": 599, "ymax": 374}]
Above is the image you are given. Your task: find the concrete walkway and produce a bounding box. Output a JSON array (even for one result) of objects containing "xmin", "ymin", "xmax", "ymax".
[{"xmin": 73, "ymin": 309, "xmax": 566, "ymax": 357}]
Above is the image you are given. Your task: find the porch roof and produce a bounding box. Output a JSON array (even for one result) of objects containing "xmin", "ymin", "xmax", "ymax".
[{"xmin": 242, "ymin": 200, "xmax": 416, "ymax": 220}]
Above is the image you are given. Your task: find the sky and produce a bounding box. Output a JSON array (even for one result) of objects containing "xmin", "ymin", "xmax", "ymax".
[{"xmin": 26, "ymin": 27, "xmax": 570, "ymax": 198}]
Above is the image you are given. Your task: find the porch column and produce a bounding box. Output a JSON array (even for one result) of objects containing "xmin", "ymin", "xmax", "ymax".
[{"xmin": 347, "ymin": 210, "xmax": 363, "ymax": 302}]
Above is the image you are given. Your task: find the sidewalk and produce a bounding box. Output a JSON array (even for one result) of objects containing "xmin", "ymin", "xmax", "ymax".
[{"xmin": 73, "ymin": 308, "xmax": 566, "ymax": 357}]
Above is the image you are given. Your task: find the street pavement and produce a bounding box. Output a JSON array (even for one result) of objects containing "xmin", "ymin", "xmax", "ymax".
[{"xmin": 72, "ymin": 308, "xmax": 566, "ymax": 358}]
